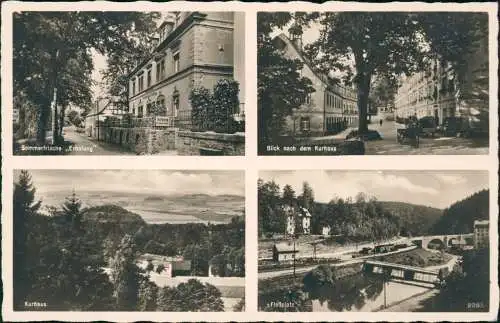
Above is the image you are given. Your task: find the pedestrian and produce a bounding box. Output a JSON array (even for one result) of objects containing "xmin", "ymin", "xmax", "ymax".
[{"xmin": 379, "ymin": 119, "xmax": 383, "ymax": 127}]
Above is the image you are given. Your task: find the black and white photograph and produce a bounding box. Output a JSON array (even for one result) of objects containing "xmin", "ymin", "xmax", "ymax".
[
  {"xmin": 13, "ymin": 170, "xmax": 245, "ymax": 311},
  {"xmin": 12, "ymin": 11, "xmax": 245, "ymax": 156},
  {"xmin": 258, "ymin": 12, "xmax": 489, "ymax": 155},
  {"xmin": 258, "ymin": 170, "xmax": 490, "ymax": 312}
]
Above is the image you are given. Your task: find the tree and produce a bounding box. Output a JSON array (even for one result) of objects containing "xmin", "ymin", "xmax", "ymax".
[
  {"xmin": 257, "ymin": 13, "xmax": 315, "ymax": 149},
  {"xmin": 155, "ymin": 264, "xmax": 165, "ymax": 275},
  {"xmin": 13, "ymin": 170, "xmax": 41, "ymax": 309},
  {"xmin": 301, "ymin": 12, "xmax": 426, "ymax": 134},
  {"xmin": 13, "ymin": 12, "xmax": 161, "ymax": 143},
  {"xmin": 137, "ymin": 280, "xmax": 159, "ymax": 311},
  {"xmin": 51, "ymin": 191, "xmax": 113, "ymax": 310},
  {"xmin": 157, "ymin": 279, "xmax": 224, "ymax": 311},
  {"xmin": 298, "ymin": 181, "xmax": 314, "ymax": 210},
  {"xmin": 110, "ymin": 234, "xmax": 142, "ymax": 310},
  {"xmin": 233, "ymin": 297, "xmax": 245, "ymax": 312},
  {"xmin": 282, "ymin": 184, "xmax": 296, "ymax": 205},
  {"xmin": 213, "ymin": 79, "xmax": 240, "ymax": 133}
]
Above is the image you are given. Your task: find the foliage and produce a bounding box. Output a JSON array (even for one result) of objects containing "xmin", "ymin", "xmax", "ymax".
[
  {"xmin": 257, "ymin": 13, "xmax": 315, "ymax": 150},
  {"xmin": 213, "ymin": 79, "xmax": 241, "ymax": 133},
  {"xmin": 157, "ymin": 279, "xmax": 224, "ymax": 311},
  {"xmin": 12, "ymin": 171, "xmax": 244, "ymax": 311},
  {"xmin": 233, "ymin": 297, "xmax": 245, "ymax": 312},
  {"xmin": 421, "ymin": 249, "xmax": 489, "ymax": 311},
  {"xmin": 14, "ymin": 173, "xmax": 114, "ymax": 310},
  {"xmin": 258, "ymin": 179, "xmax": 286, "ymax": 236},
  {"xmin": 13, "ymin": 11, "xmax": 160, "ymax": 143},
  {"xmin": 432, "ymin": 189, "xmax": 489, "ymax": 234},
  {"xmin": 13, "ymin": 170, "xmax": 42, "ymax": 309},
  {"xmin": 189, "ymin": 79, "xmax": 241, "ymax": 133},
  {"xmin": 189, "ymin": 86, "xmax": 213, "ymax": 132},
  {"xmin": 109, "ymin": 234, "xmax": 142, "ymax": 310},
  {"xmin": 137, "ymin": 280, "xmax": 159, "ymax": 311}
]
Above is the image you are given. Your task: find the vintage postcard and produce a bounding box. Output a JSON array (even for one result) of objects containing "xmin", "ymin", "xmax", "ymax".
[
  {"xmin": 10, "ymin": 10, "xmax": 245, "ymax": 156},
  {"xmin": 11, "ymin": 169, "xmax": 245, "ymax": 312},
  {"xmin": 258, "ymin": 170, "xmax": 491, "ymax": 313},
  {"xmin": 258, "ymin": 11, "xmax": 491, "ymax": 155},
  {"xmin": 1, "ymin": 1, "xmax": 498, "ymax": 323}
]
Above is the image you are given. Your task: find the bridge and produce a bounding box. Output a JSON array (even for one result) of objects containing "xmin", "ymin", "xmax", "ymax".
[
  {"xmin": 364, "ymin": 260, "xmax": 440, "ymax": 286},
  {"xmin": 409, "ymin": 233, "xmax": 473, "ymax": 250}
]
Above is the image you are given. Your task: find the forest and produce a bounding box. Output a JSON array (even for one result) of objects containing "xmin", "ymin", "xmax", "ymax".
[
  {"xmin": 258, "ymin": 179, "xmax": 488, "ymax": 240},
  {"xmin": 13, "ymin": 170, "xmax": 244, "ymax": 311},
  {"xmin": 431, "ymin": 189, "xmax": 489, "ymax": 235}
]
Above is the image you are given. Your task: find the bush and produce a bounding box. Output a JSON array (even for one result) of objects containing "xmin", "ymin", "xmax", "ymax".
[{"xmin": 188, "ymin": 79, "xmax": 240, "ymax": 134}]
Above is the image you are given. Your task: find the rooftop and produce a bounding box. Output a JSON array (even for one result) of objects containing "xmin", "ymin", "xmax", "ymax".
[{"xmin": 274, "ymin": 242, "xmax": 300, "ymax": 253}]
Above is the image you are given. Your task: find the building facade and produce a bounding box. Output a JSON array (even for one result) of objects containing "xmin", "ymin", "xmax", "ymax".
[
  {"xmin": 394, "ymin": 31, "xmax": 488, "ymax": 126},
  {"xmin": 128, "ymin": 12, "xmax": 244, "ymax": 129},
  {"xmin": 272, "ymin": 33, "xmax": 358, "ymax": 137},
  {"xmin": 283, "ymin": 204, "xmax": 312, "ymax": 236},
  {"xmin": 273, "ymin": 242, "xmax": 299, "ymax": 262},
  {"xmin": 473, "ymin": 220, "xmax": 489, "ymax": 249}
]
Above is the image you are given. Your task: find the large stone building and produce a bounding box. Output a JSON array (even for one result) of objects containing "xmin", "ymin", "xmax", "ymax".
[
  {"xmin": 394, "ymin": 31, "xmax": 488, "ymax": 126},
  {"xmin": 272, "ymin": 33, "xmax": 358, "ymax": 137},
  {"xmin": 473, "ymin": 220, "xmax": 489, "ymax": 249},
  {"xmin": 127, "ymin": 12, "xmax": 245, "ymax": 129}
]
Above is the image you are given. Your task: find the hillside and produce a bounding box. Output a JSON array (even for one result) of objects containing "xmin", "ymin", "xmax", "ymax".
[
  {"xmin": 431, "ymin": 189, "xmax": 489, "ymax": 235},
  {"xmin": 82, "ymin": 204, "xmax": 146, "ymax": 224},
  {"xmin": 378, "ymin": 201, "xmax": 443, "ymax": 236}
]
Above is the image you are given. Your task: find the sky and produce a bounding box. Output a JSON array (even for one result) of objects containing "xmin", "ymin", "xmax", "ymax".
[
  {"xmin": 259, "ymin": 170, "xmax": 489, "ymax": 209},
  {"xmin": 90, "ymin": 12, "xmax": 168, "ymax": 100},
  {"xmin": 15, "ymin": 170, "xmax": 245, "ymax": 201},
  {"xmin": 270, "ymin": 17, "xmax": 354, "ymax": 81}
]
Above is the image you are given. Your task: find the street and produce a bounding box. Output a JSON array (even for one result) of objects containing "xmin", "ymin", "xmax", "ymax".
[
  {"xmin": 258, "ymin": 244, "xmax": 416, "ymax": 280},
  {"xmin": 364, "ymin": 119, "xmax": 488, "ymax": 155}
]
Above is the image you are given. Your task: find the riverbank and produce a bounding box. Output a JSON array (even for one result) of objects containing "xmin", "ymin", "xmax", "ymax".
[{"xmin": 375, "ymin": 248, "xmax": 453, "ymax": 267}]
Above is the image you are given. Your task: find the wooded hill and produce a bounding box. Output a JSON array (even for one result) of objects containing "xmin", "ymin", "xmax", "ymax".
[{"xmin": 432, "ymin": 189, "xmax": 489, "ymax": 235}]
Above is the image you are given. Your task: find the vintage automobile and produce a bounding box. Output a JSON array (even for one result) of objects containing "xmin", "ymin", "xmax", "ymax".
[
  {"xmin": 418, "ymin": 116, "xmax": 438, "ymax": 137},
  {"xmin": 395, "ymin": 117, "xmax": 420, "ymax": 148}
]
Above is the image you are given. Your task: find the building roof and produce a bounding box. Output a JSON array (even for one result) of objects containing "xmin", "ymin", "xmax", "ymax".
[
  {"xmin": 273, "ymin": 33, "xmax": 357, "ymax": 99},
  {"xmin": 274, "ymin": 242, "xmax": 299, "ymax": 253},
  {"xmin": 172, "ymin": 260, "xmax": 192, "ymax": 271},
  {"xmin": 474, "ymin": 220, "xmax": 489, "ymax": 226},
  {"xmin": 127, "ymin": 12, "xmax": 208, "ymax": 79},
  {"xmin": 140, "ymin": 253, "xmax": 185, "ymax": 263},
  {"xmin": 299, "ymin": 207, "xmax": 312, "ymax": 218}
]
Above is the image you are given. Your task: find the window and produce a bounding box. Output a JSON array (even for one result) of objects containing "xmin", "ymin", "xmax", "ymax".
[
  {"xmin": 138, "ymin": 106, "xmax": 144, "ymax": 117},
  {"xmin": 156, "ymin": 59, "xmax": 166, "ymax": 82},
  {"xmin": 157, "ymin": 99, "xmax": 166, "ymax": 116},
  {"xmin": 305, "ymin": 93, "xmax": 311, "ymax": 105},
  {"xmin": 138, "ymin": 75, "xmax": 144, "ymax": 92},
  {"xmin": 300, "ymin": 117, "xmax": 310, "ymax": 132},
  {"xmin": 146, "ymin": 103, "xmax": 152, "ymax": 115},
  {"xmin": 132, "ymin": 80, "xmax": 136, "ymax": 96},
  {"xmin": 147, "ymin": 69, "xmax": 152, "ymax": 87},
  {"xmin": 172, "ymin": 93, "xmax": 179, "ymax": 117},
  {"xmin": 173, "ymin": 52, "xmax": 180, "ymax": 73}
]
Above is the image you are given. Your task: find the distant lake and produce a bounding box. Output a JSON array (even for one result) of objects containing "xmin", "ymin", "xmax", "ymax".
[{"xmin": 126, "ymin": 207, "xmax": 227, "ymax": 224}]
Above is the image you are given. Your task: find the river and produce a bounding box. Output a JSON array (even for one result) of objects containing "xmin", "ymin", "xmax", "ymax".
[{"xmin": 259, "ymin": 272, "xmax": 437, "ymax": 312}]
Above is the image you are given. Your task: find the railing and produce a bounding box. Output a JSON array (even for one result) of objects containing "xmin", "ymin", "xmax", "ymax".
[{"xmin": 101, "ymin": 115, "xmax": 175, "ymax": 129}]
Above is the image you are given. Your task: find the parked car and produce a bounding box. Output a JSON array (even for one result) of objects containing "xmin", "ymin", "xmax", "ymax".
[
  {"xmin": 418, "ymin": 116, "xmax": 438, "ymax": 137},
  {"xmin": 345, "ymin": 129, "xmax": 382, "ymax": 141},
  {"xmin": 438, "ymin": 117, "xmax": 467, "ymax": 137},
  {"xmin": 438, "ymin": 116, "xmax": 488, "ymax": 138}
]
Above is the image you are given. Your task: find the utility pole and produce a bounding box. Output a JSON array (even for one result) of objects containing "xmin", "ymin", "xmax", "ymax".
[{"xmin": 293, "ymin": 236, "xmax": 296, "ymax": 279}]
